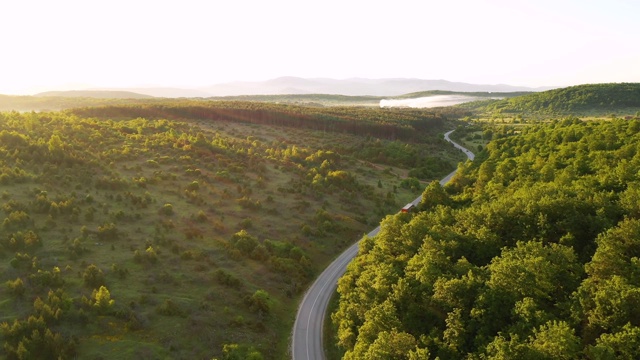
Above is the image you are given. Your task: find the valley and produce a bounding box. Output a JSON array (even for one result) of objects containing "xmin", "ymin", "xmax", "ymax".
[{"xmin": 1, "ymin": 82, "xmax": 640, "ymax": 360}]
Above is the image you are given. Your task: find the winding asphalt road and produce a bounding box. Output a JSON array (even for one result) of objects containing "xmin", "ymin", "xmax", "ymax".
[{"xmin": 291, "ymin": 129, "xmax": 474, "ymax": 360}]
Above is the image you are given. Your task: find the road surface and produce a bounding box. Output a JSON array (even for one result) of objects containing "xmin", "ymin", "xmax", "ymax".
[
  {"xmin": 291, "ymin": 129, "xmax": 474, "ymax": 360},
  {"xmin": 440, "ymin": 129, "xmax": 475, "ymax": 184}
]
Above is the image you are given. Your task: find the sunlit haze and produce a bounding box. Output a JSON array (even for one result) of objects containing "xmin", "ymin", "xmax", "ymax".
[{"xmin": 1, "ymin": 0, "xmax": 639, "ymax": 95}]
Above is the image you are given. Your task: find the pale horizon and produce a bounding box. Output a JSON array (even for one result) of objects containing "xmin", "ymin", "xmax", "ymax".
[{"xmin": 1, "ymin": 0, "xmax": 639, "ymax": 95}]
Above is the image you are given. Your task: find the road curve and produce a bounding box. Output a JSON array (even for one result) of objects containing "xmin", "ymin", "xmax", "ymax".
[
  {"xmin": 291, "ymin": 129, "xmax": 474, "ymax": 360},
  {"xmin": 441, "ymin": 129, "xmax": 475, "ymax": 184}
]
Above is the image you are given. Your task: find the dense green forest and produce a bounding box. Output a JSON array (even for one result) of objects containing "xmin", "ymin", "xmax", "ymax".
[
  {"xmin": 472, "ymin": 83, "xmax": 640, "ymax": 115},
  {"xmin": 0, "ymin": 102, "xmax": 463, "ymax": 359},
  {"xmin": 333, "ymin": 117, "xmax": 640, "ymax": 359}
]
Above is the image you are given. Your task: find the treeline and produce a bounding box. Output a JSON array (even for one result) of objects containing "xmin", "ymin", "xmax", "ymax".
[
  {"xmin": 68, "ymin": 101, "xmax": 465, "ymax": 142},
  {"xmin": 393, "ymin": 90, "xmax": 532, "ymax": 100},
  {"xmin": 480, "ymin": 83, "xmax": 640, "ymax": 114},
  {"xmin": 333, "ymin": 118, "xmax": 640, "ymax": 359}
]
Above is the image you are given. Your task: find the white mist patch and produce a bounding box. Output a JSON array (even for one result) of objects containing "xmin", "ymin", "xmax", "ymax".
[{"xmin": 380, "ymin": 95, "xmax": 483, "ymax": 108}]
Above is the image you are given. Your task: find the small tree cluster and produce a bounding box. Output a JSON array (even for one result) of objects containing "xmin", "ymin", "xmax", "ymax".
[
  {"xmin": 82, "ymin": 264, "xmax": 105, "ymax": 288},
  {"xmin": 133, "ymin": 246, "xmax": 158, "ymax": 264}
]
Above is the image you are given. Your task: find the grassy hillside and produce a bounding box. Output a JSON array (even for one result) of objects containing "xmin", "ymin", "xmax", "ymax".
[
  {"xmin": 475, "ymin": 83, "xmax": 640, "ymax": 115},
  {"xmin": 0, "ymin": 103, "xmax": 465, "ymax": 359}
]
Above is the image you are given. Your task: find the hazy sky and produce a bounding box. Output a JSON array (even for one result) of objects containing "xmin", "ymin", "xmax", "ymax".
[{"xmin": 1, "ymin": 0, "xmax": 638, "ymax": 94}]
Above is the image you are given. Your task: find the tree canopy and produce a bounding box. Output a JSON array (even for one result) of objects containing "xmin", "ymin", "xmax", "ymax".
[{"xmin": 333, "ymin": 118, "xmax": 640, "ymax": 359}]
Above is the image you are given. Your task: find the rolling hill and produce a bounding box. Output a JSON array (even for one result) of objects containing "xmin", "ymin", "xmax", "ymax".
[{"xmin": 477, "ymin": 83, "xmax": 640, "ymax": 114}]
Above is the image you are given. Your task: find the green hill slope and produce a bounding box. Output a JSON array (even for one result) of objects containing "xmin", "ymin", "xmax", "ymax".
[{"xmin": 478, "ymin": 83, "xmax": 640, "ymax": 114}]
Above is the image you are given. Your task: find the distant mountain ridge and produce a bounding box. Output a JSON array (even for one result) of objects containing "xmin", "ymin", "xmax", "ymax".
[
  {"xmin": 36, "ymin": 90, "xmax": 154, "ymax": 99},
  {"xmin": 198, "ymin": 77, "xmax": 552, "ymax": 97},
  {"xmin": 38, "ymin": 88, "xmax": 213, "ymax": 98},
  {"xmin": 32, "ymin": 77, "xmax": 552, "ymax": 98}
]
